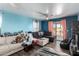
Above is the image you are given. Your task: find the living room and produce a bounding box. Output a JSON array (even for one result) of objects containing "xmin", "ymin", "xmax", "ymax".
[{"xmin": 0, "ymin": 3, "xmax": 79, "ymax": 56}]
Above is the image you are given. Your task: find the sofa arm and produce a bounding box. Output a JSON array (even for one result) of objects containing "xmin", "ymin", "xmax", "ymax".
[{"xmin": 37, "ymin": 38, "xmax": 49, "ymax": 46}]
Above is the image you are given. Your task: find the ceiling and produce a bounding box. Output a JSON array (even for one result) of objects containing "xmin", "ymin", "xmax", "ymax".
[{"xmin": 0, "ymin": 3, "xmax": 79, "ymax": 20}]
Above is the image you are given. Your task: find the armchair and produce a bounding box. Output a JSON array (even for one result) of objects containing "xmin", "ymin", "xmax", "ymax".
[{"xmin": 60, "ymin": 38, "xmax": 72, "ymax": 50}]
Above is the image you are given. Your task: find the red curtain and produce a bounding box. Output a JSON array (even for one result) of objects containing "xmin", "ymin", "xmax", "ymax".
[
  {"xmin": 60, "ymin": 19, "xmax": 67, "ymax": 39},
  {"xmin": 48, "ymin": 21, "xmax": 53, "ymax": 32},
  {"xmin": 48, "ymin": 19, "xmax": 67, "ymax": 39}
]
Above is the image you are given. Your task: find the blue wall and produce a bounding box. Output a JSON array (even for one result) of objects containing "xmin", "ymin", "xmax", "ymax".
[
  {"xmin": 1, "ymin": 12, "xmax": 33, "ymax": 33},
  {"xmin": 66, "ymin": 15, "xmax": 78, "ymax": 38},
  {"xmin": 41, "ymin": 15, "xmax": 78, "ymax": 39},
  {"xmin": 41, "ymin": 21, "xmax": 48, "ymax": 31}
]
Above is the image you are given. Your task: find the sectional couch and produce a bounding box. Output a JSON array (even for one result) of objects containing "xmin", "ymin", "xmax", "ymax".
[
  {"xmin": 32, "ymin": 31, "xmax": 56, "ymax": 42},
  {"xmin": 0, "ymin": 36, "xmax": 23, "ymax": 56}
]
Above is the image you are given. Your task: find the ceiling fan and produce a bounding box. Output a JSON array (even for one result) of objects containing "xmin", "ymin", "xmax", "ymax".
[
  {"xmin": 9, "ymin": 4, "xmax": 54, "ymax": 20},
  {"xmin": 37, "ymin": 10, "xmax": 53, "ymax": 20}
]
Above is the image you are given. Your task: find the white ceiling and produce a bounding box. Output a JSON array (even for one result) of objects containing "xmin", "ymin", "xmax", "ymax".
[{"xmin": 0, "ymin": 3, "xmax": 79, "ymax": 20}]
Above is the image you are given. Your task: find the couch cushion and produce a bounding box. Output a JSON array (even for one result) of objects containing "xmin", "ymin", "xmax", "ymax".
[
  {"xmin": 8, "ymin": 43, "xmax": 23, "ymax": 50},
  {"xmin": 32, "ymin": 32, "xmax": 40, "ymax": 38},
  {"xmin": 6, "ymin": 36, "xmax": 16, "ymax": 44},
  {"xmin": 43, "ymin": 32, "xmax": 52, "ymax": 37},
  {"xmin": 0, "ymin": 43, "xmax": 23, "ymax": 55},
  {"xmin": 0, "ymin": 37, "xmax": 6, "ymax": 45},
  {"xmin": 0, "ymin": 45, "xmax": 11, "ymax": 55}
]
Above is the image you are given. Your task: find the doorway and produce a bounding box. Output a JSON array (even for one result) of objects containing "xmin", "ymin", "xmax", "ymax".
[
  {"xmin": 48, "ymin": 19, "xmax": 67, "ymax": 41},
  {"xmin": 53, "ymin": 21, "xmax": 63, "ymax": 41}
]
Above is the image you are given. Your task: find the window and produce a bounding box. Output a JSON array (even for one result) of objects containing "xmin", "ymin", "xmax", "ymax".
[
  {"xmin": 33, "ymin": 20, "xmax": 40, "ymax": 32},
  {"xmin": 0, "ymin": 12, "xmax": 2, "ymax": 34},
  {"xmin": 0, "ymin": 13, "xmax": 2, "ymax": 28}
]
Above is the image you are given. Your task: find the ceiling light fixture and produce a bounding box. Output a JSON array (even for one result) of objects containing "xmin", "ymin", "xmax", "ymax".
[
  {"xmin": 46, "ymin": 9, "xmax": 49, "ymax": 14},
  {"xmin": 55, "ymin": 4, "xmax": 63, "ymax": 15},
  {"xmin": 56, "ymin": 6, "xmax": 62, "ymax": 15}
]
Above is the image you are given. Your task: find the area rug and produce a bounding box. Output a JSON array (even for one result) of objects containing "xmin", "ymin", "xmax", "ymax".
[{"xmin": 31, "ymin": 47, "xmax": 70, "ymax": 56}]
